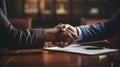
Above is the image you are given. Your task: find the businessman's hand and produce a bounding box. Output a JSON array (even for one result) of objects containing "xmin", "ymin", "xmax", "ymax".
[
  {"xmin": 44, "ymin": 23, "xmax": 78, "ymax": 47},
  {"xmin": 52, "ymin": 23, "xmax": 78, "ymax": 47},
  {"xmin": 43, "ymin": 26, "xmax": 75, "ymax": 47},
  {"xmin": 58, "ymin": 24, "xmax": 78, "ymax": 38}
]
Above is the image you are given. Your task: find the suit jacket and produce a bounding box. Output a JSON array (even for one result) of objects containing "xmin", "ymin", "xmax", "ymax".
[
  {"xmin": 78, "ymin": 10, "xmax": 120, "ymax": 42},
  {"xmin": 0, "ymin": 0, "xmax": 45, "ymax": 49}
]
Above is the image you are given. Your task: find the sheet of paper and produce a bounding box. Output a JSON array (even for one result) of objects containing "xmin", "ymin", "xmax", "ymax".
[{"xmin": 44, "ymin": 44, "xmax": 119, "ymax": 55}]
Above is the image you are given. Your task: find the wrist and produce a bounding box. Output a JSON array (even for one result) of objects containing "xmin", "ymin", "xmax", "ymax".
[{"xmin": 44, "ymin": 28, "xmax": 58, "ymax": 41}]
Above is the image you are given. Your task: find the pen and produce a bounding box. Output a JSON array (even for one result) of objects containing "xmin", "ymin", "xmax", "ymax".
[{"xmin": 84, "ymin": 47, "xmax": 105, "ymax": 50}]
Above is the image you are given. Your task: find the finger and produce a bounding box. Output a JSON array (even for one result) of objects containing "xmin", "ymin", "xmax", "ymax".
[
  {"xmin": 63, "ymin": 42, "xmax": 69, "ymax": 47},
  {"xmin": 60, "ymin": 24, "xmax": 70, "ymax": 31},
  {"xmin": 55, "ymin": 41, "xmax": 64, "ymax": 47},
  {"xmin": 65, "ymin": 30, "xmax": 75, "ymax": 41},
  {"xmin": 54, "ymin": 41, "xmax": 69, "ymax": 48},
  {"xmin": 55, "ymin": 23, "xmax": 64, "ymax": 28},
  {"xmin": 55, "ymin": 23, "xmax": 62, "ymax": 27},
  {"xmin": 67, "ymin": 30, "xmax": 78, "ymax": 40},
  {"xmin": 59, "ymin": 24, "xmax": 73, "ymax": 32},
  {"xmin": 65, "ymin": 30, "xmax": 77, "ymax": 44},
  {"xmin": 66, "ymin": 29, "xmax": 77, "ymax": 40},
  {"xmin": 56, "ymin": 24, "xmax": 67, "ymax": 32},
  {"xmin": 53, "ymin": 39, "xmax": 71, "ymax": 48},
  {"xmin": 59, "ymin": 41, "xmax": 69, "ymax": 48},
  {"xmin": 65, "ymin": 24, "xmax": 75, "ymax": 32}
]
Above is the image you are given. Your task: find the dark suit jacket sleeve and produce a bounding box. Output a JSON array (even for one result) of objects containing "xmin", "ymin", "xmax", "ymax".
[
  {"xmin": 0, "ymin": 8, "xmax": 45, "ymax": 50},
  {"xmin": 77, "ymin": 10, "xmax": 120, "ymax": 42}
]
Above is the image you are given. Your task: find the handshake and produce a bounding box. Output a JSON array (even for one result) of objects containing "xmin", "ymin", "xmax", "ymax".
[{"xmin": 44, "ymin": 23, "xmax": 78, "ymax": 48}]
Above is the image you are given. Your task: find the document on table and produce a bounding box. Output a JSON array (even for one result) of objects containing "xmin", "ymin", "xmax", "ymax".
[{"xmin": 44, "ymin": 44, "xmax": 119, "ymax": 55}]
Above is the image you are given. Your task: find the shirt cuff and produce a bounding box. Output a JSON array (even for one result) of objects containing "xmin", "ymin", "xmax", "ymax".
[{"xmin": 76, "ymin": 27, "xmax": 83, "ymax": 41}]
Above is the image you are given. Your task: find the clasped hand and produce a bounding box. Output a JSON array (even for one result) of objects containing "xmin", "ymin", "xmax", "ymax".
[
  {"xmin": 44, "ymin": 23, "xmax": 78, "ymax": 47},
  {"xmin": 53, "ymin": 23, "xmax": 78, "ymax": 47}
]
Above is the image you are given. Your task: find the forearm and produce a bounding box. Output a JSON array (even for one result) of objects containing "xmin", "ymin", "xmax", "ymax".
[{"xmin": 0, "ymin": 28, "xmax": 45, "ymax": 50}]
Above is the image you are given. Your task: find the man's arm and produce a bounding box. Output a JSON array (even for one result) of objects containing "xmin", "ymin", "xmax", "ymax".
[
  {"xmin": 0, "ymin": 8, "xmax": 76, "ymax": 49},
  {"xmin": 77, "ymin": 10, "xmax": 120, "ymax": 42},
  {"xmin": 0, "ymin": 8, "xmax": 46, "ymax": 49}
]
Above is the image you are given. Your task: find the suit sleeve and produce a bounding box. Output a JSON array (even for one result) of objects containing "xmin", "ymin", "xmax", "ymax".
[
  {"xmin": 77, "ymin": 10, "xmax": 120, "ymax": 42},
  {"xmin": 0, "ymin": 8, "xmax": 45, "ymax": 50}
]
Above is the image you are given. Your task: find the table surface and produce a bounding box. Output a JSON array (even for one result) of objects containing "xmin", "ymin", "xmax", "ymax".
[{"xmin": 0, "ymin": 42, "xmax": 120, "ymax": 67}]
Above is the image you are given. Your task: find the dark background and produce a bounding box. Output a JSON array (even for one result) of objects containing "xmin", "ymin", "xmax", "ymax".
[{"xmin": 8, "ymin": 0, "xmax": 120, "ymax": 28}]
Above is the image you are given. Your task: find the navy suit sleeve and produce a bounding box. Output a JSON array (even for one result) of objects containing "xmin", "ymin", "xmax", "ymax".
[
  {"xmin": 77, "ymin": 10, "xmax": 120, "ymax": 42},
  {"xmin": 0, "ymin": 8, "xmax": 45, "ymax": 50}
]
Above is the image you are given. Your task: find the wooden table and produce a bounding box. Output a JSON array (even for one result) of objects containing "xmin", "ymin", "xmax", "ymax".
[{"xmin": 0, "ymin": 41, "xmax": 120, "ymax": 67}]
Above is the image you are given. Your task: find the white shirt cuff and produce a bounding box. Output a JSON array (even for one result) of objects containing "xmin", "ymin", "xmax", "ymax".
[{"xmin": 76, "ymin": 27, "xmax": 83, "ymax": 41}]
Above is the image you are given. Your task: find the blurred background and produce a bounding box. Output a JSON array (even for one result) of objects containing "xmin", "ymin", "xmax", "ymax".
[{"xmin": 8, "ymin": 0, "xmax": 120, "ymax": 28}]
